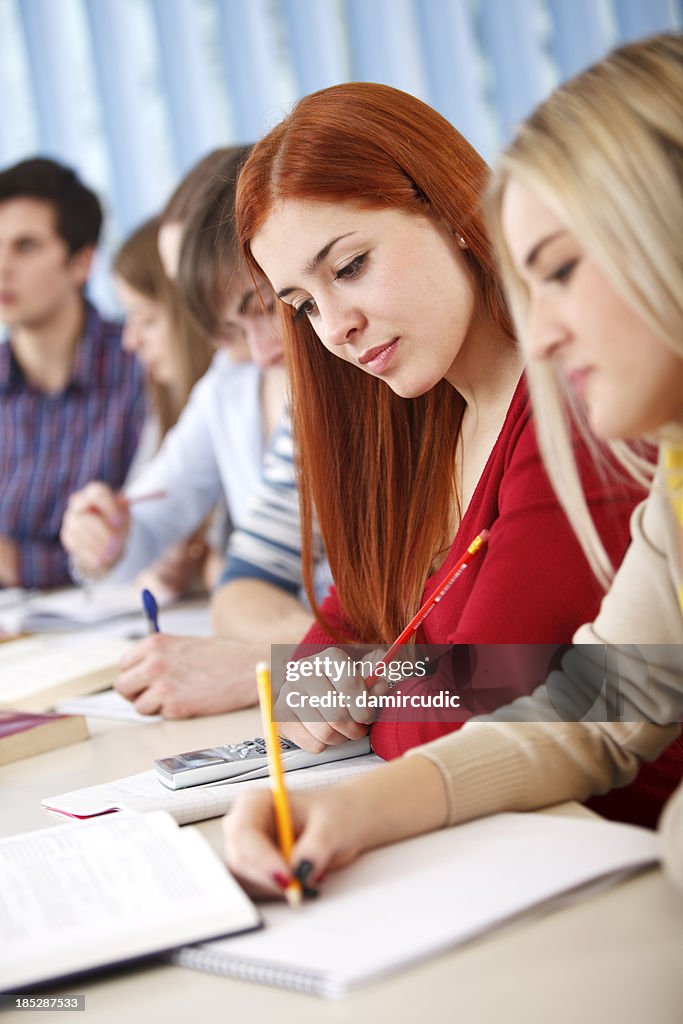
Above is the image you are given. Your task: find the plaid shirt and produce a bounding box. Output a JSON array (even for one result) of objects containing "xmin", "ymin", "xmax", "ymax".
[{"xmin": 0, "ymin": 301, "xmax": 145, "ymax": 588}]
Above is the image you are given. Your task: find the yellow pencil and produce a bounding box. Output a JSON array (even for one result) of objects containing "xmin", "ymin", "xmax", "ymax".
[{"xmin": 255, "ymin": 661, "xmax": 303, "ymax": 908}]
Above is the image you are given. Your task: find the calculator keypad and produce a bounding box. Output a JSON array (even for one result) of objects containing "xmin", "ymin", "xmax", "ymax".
[{"xmin": 218, "ymin": 737, "xmax": 299, "ymax": 760}]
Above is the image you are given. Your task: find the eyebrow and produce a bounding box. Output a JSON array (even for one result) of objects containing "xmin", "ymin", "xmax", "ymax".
[
  {"xmin": 276, "ymin": 232, "xmax": 357, "ymax": 299},
  {"xmin": 523, "ymin": 230, "xmax": 569, "ymax": 269}
]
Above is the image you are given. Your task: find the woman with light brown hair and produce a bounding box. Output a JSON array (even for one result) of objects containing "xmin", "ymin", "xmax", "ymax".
[
  {"xmin": 61, "ymin": 147, "xmax": 285, "ymax": 615},
  {"xmin": 113, "ymin": 215, "xmax": 213, "ymax": 453},
  {"xmin": 108, "ymin": 215, "xmax": 216, "ymax": 596}
]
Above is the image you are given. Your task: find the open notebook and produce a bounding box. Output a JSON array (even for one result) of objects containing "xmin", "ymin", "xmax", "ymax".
[
  {"xmin": 171, "ymin": 811, "xmax": 660, "ymax": 999},
  {"xmin": 0, "ymin": 583, "xmax": 163, "ymax": 633}
]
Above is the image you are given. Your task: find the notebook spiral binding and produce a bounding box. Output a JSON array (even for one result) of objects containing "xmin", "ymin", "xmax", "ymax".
[{"xmin": 169, "ymin": 947, "xmax": 335, "ymax": 998}]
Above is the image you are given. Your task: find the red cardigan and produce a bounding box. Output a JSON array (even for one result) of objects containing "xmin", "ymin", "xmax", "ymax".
[{"xmin": 300, "ymin": 378, "xmax": 679, "ymax": 826}]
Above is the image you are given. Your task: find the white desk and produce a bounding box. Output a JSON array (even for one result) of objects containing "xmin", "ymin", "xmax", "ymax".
[{"xmin": 1, "ymin": 704, "xmax": 682, "ymax": 1023}]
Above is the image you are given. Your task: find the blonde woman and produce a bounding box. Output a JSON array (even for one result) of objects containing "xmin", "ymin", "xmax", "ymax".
[
  {"xmin": 111, "ymin": 216, "xmax": 216, "ymax": 597},
  {"xmin": 224, "ymin": 33, "xmax": 683, "ymax": 895}
]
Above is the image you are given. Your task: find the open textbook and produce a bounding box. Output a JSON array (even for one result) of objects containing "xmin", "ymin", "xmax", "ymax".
[
  {"xmin": 0, "ymin": 587, "xmax": 25, "ymax": 611},
  {"xmin": 171, "ymin": 812, "xmax": 660, "ymax": 999},
  {"xmin": 0, "ymin": 583, "xmax": 164, "ymax": 633},
  {"xmin": 0, "ymin": 632, "xmax": 132, "ymax": 712},
  {"xmin": 42, "ymin": 753, "xmax": 382, "ymax": 825},
  {"xmin": 0, "ymin": 811, "xmax": 260, "ymax": 993}
]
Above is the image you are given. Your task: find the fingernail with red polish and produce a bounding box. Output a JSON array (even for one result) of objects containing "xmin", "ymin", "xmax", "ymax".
[{"xmin": 272, "ymin": 872, "xmax": 291, "ymax": 890}]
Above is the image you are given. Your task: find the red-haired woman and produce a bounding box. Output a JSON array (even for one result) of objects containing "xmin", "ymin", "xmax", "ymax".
[{"xmin": 236, "ymin": 82, "xmax": 674, "ymax": 826}]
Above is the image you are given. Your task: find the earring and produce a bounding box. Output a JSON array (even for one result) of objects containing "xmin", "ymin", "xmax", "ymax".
[{"xmin": 458, "ymin": 235, "xmax": 467, "ymax": 249}]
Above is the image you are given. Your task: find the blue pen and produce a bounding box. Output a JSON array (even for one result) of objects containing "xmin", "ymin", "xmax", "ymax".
[{"xmin": 141, "ymin": 588, "xmax": 161, "ymax": 634}]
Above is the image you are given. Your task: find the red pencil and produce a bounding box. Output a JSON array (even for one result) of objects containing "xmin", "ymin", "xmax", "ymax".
[{"xmin": 370, "ymin": 529, "xmax": 490, "ymax": 679}]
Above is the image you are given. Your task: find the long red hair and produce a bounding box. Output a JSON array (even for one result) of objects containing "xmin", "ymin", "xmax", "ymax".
[{"xmin": 236, "ymin": 83, "xmax": 513, "ymax": 642}]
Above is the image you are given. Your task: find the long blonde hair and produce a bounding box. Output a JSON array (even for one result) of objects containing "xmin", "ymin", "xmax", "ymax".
[{"xmin": 487, "ymin": 32, "xmax": 683, "ymax": 587}]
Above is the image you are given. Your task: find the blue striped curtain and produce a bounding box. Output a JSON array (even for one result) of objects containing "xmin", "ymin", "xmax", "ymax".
[{"xmin": 1, "ymin": 0, "xmax": 680, "ymax": 310}]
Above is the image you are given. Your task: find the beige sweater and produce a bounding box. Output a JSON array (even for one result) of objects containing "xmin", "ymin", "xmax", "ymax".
[
  {"xmin": 406, "ymin": 458, "xmax": 683, "ymax": 889},
  {"xmin": 661, "ymin": 780, "xmax": 683, "ymax": 892}
]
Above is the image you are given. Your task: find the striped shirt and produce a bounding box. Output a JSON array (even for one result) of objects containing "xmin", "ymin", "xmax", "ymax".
[
  {"xmin": 0, "ymin": 302, "xmax": 145, "ymax": 588},
  {"xmin": 220, "ymin": 410, "xmax": 332, "ymax": 603}
]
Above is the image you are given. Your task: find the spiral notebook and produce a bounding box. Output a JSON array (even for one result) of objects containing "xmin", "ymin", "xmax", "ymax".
[{"xmin": 170, "ymin": 811, "xmax": 659, "ymax": 999}]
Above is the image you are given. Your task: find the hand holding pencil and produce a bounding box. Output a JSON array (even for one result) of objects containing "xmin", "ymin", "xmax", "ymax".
[
  {"xmin": 225, "ymin": 659, "xmax": 371, "ymax": 903},
  {"xmin": 222, "ymin": 531, "xmax": 490, "ymax": 901},
  {"xmin": 255, "ymin": 661, "xmax": 303, "ymax": 907},
  {"xmin": 61, "ymin": 480, "xmax": 168, "ymax": 578},
  {"xmin": 224, "ymin": 695, "xmax": 450, "ymax": 902}
]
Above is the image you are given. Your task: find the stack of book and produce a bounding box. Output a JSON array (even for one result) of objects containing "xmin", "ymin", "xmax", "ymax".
[{"xmin": 0, "ymin": 709, "xmax": 88, "ymax": 766}]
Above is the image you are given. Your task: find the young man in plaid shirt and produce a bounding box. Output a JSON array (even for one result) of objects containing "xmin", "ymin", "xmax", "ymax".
[{"xmin": 0, "ymin": 157, "xmax": 144, "ymax": 589}]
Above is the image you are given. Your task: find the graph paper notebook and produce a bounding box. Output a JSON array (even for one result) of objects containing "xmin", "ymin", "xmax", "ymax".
[
  {"xmin": 42, "ymin": 752, "xmax": 382, "ymax": 824},
  {"xmin": 171, "ymin": 812, "xmax": 659, "ymax": 999}
]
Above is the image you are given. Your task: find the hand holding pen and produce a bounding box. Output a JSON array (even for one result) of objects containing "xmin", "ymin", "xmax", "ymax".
[
  {"xmin": 61, "ymin": 482, "xmax": 167, "ymax": 578},
  {"xmin": 141, "ymin": 588, "xmax": 161, "ymax": 634}
]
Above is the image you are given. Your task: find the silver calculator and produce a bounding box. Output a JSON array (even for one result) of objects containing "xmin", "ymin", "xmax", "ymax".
[{"xmin": 154, "ymin": 735, "xmax": 372, "ymax": 789}]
